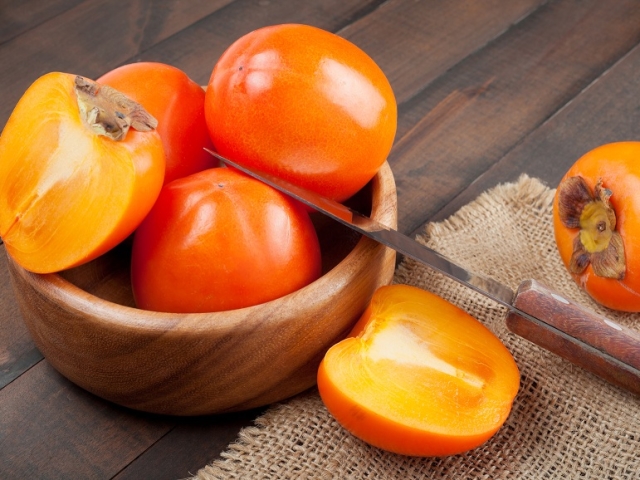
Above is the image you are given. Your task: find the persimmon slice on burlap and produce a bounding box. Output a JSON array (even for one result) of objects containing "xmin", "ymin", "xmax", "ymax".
[
  {"xmin": 317, "ymin": 284, "xmax": 520, "ymax": 457},
  {"xmin": 0, "ymin": 72, "xmax": 165, "ymax": 273}
]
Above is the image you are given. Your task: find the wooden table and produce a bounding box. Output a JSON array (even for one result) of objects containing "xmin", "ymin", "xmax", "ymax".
[{"xmin": 2, "ymin": 1, "xmax": 640, "ymax": 478}]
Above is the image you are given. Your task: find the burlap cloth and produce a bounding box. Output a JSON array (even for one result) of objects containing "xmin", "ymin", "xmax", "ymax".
[{"xmin": 192, "ymin": 175, "xmax": 640, "ymax": 480}]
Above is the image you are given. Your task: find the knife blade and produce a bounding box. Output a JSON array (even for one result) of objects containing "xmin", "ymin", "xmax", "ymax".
[{"xmin": 207, "ymin": 150, "xmax": 640, "ymax": 396}]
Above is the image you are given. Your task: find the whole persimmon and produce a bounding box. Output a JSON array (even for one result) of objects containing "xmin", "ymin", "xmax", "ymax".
[
  {"xmin": 553, "ymin": 142, "xmax": 640, "ymax": 311},
  {"xmin": 205, "ymin": 24, "xmax": 397, "ymax": 203},
  {"xmin": 98, "ymin": 62, "xmax": 216, "ymax": 184},
  {"xmin": 0, "ymin": 73, "xmax": 165, "ymax": 273},
  {"xmin": 131, "ymin": 167, "xmax": 322, "ymax": 313},
  {"xmin": 317, "ymin": 284, "xmax": 520, "ymax": 457}
]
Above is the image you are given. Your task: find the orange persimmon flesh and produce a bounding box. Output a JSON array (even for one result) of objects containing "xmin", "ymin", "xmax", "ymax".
[
  {"xmin": 0, "ymin": 72, "xmax": 165, "ymax": 273},
  {"xmin": 317, "ymin": 284, "xmax": 520, "ymax": 457}
]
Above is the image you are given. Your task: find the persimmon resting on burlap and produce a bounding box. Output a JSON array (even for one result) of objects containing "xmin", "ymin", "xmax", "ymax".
[
  {"xmin": 554, "ymin": 142, "xmax": 640, "ymax": 311},
  {"xmin": 0, "ymin": 73, "xmax": 165, "ymax": 273},
  {"xmin": 317, "ymin": 284, "xmax": 520, "ymax": 457}
]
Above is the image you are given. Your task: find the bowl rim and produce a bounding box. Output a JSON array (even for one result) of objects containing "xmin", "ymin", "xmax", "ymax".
[{"xmin": 8, "ymin": 161, "xmax": 397, "ymax": 333}]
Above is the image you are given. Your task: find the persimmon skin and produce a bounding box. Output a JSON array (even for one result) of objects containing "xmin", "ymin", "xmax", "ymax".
[
  {"xmin": 205, "ymin": 24, "xmax": 397, "ymax": 203},
  {"xmin": 0, "ymin": 72, "xmax": 165, "ymax": 273},
  {"xmin": 98, "ymin": 62, "xmax": 216, "ymax": 184},
  {"xmin": 317, "ymin": 285, "xmax": 520, "ymax": 457},
  {"xmin": 131, "ymin": 167, "xmax": 322, "ymax": 313},
  {"xmin": 553, "ymin": 142, "xmax": 640, "ymax": 311}
]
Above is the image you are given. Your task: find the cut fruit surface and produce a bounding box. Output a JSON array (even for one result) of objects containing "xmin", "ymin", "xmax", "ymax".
[
  {"xmin": 0, "ymin": 72, "xmax": 165, "ymax": 273},
  {"xmin": 317, "ymin": 284, "xmax": 520, "ymax": 457}
]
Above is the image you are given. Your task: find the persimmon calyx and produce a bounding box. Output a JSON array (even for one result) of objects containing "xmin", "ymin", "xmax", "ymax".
[
  {"xmin": 74, "ymin": 75, "xmax": 157, "ymax": 141},
  {"xmin": 557, "ymin": 176, "xmax": 625, "ymax": 279}
]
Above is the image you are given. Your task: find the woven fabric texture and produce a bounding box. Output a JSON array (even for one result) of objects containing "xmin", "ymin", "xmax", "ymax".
[{"xmin": 193, "ymin": 175, "xmax": 640, "ymax": 480}]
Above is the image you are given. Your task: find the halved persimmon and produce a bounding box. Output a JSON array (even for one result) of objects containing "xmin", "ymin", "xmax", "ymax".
[
  {"xmin": 317, "ymin": 284, "xmax": 520, "ymax": 457},
  {"xmin": 0, "ymin": 72, "xmax": 165, "ymax": 273}
]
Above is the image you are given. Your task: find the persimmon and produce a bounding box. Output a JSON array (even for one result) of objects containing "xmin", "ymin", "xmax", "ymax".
[
  {"xmin": 205, "ymin": 23, "xmax": 397, "ymax": 203},
  {"xmin": 130, "ymin": 167, "xmax": 322, "ymax": 313},
  {"xmin": 553, "ymin": 142, "xmax": 640, "ymax": 311},
  {"xmin": 98, "ymin": 62, "xmax": 216, "ymax": 184},
  {"xmin": 317, "ymin": 285, "xmax": 520, "ymax": 457},
  {"xmin": 0, "ymin": 72, "xmax": 165, "ymax": 274}
]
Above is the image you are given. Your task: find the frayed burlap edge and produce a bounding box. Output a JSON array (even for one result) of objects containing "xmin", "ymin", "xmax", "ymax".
[{"xmin": 192, "ymin": 175, "xmax": 640, "ymax": 480}]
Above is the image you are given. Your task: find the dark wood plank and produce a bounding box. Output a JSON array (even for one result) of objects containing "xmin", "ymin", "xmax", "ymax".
[
  {"xmin": 431, "ymin": 37, "xmax": 640, "ymax": 225},
  {"xmin": 339, "ymin": 0, "xmax": 546, "ymax": 104},
  {"xmin": 113, "ymin": 408, "xmax": 264, "ymax": 480},
  {"xmin": 0, "ymin": 0, "xmax": 85, "ymax": 44},
  {"xmin": 0, "ymin": 0, "xmax": 234, "ymax": 127},
  {"xmin": 0, "ymin": 361, "xmax": 172, "ymax": 479},
  {"xmin": 134, "ymin": 0, "xmax": 547, "ymax": 110},
  {"xmin": 129, "ymin": 0, "xmax": 389, "ymax": 85},
  {"xmin": 384, "ymin": 0, "xmax": 640, "ymax": 235},
  {"xmin": 0, "ymin": 246, "xmax": 43, "ymax": 388}
]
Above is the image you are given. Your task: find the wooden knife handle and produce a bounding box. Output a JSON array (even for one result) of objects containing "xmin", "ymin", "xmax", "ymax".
[{"xmin": 505, "ymin": 279, "xmax": 640, "ymax": 396}]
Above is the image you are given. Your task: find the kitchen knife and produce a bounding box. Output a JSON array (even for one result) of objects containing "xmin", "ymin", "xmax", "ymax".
[{"xmin": 207, "ymin": 150, "xmax": 640, "ymax": 396}]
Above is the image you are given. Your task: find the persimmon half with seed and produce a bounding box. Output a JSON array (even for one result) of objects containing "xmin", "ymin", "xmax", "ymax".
[
  {"xmin": 554, "ymin": 142, "xmax": 640, "ymax": 311},
  {"xmin": 0, "ymin": 72, "xmax": 165, "ymax": 273},
  {"xmin": 317, "ymin": 285, "xmax": 520, "ymax": 457}
]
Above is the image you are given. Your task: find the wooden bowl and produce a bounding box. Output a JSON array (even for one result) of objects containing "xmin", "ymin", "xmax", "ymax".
[{"xmin": 6, "ymin": 162, "xmax": 397, "ymax": 416}]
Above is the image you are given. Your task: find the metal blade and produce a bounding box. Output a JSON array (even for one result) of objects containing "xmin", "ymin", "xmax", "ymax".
[{"xmin": 207, "ymin": 149, "xmax": 515, "ymax": 306}]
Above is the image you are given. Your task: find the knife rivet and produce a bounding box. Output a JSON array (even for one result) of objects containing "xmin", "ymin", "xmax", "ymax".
[
  {"xmin": 551, "ymin": 293, "xmax": 570, "ymax": 305},
  {"xmin": 604, "ymin": 319, "xmax": 623, "ymax": 331}
]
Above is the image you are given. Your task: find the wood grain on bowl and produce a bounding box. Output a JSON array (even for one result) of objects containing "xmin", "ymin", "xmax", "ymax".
[{"xmin": 6, "ymin": 162, "xmax": 397, "ymax": 416}]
